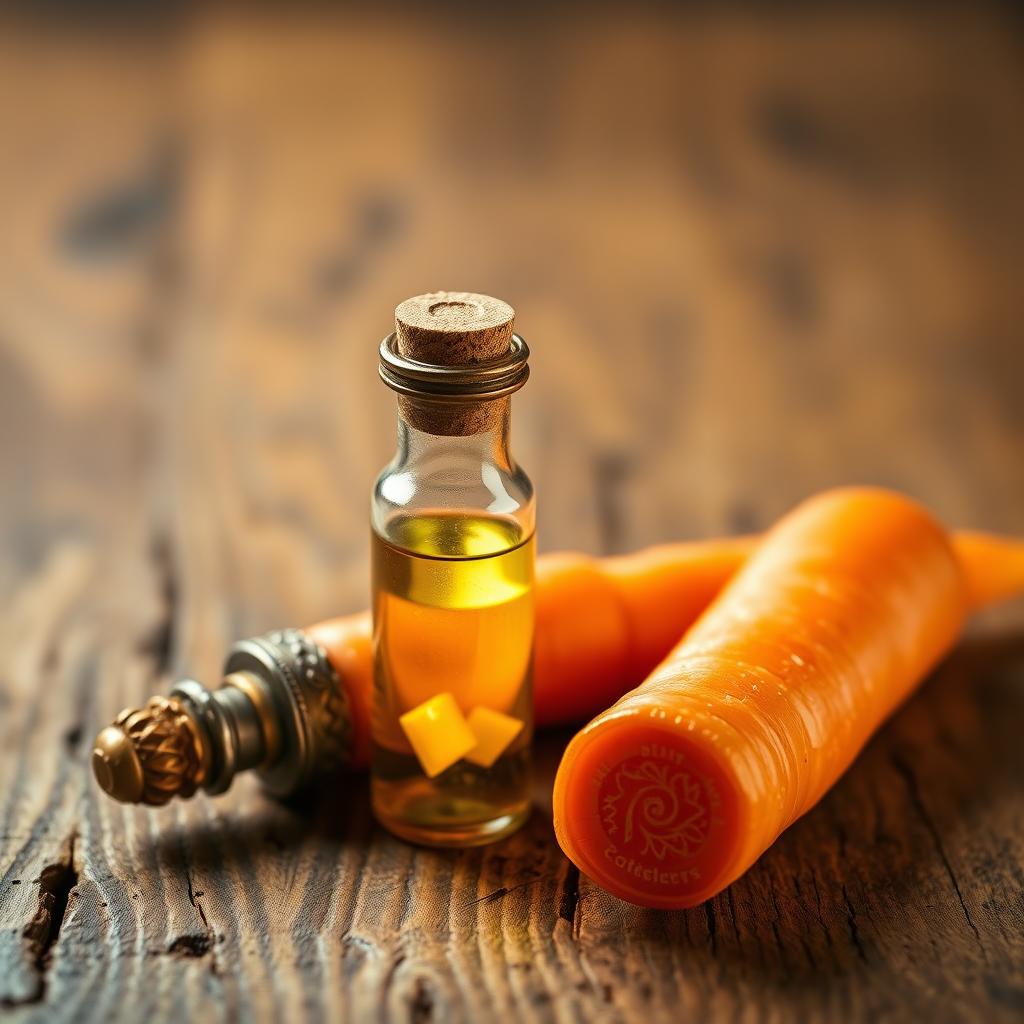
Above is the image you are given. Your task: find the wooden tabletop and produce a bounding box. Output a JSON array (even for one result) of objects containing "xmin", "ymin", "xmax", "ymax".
[{"xmin": 1, "ymin": 7, "xmax": 1023, "ymax": 1022}]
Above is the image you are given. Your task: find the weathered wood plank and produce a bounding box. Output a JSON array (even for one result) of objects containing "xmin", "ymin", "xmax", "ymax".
[
  {"xmin": 0, "ymin": 21, "xmax": 185, "ymax": 1015},
  {"xmin": 1, "ymin": 6, "xmax": 1023, "ymax": 1023}
]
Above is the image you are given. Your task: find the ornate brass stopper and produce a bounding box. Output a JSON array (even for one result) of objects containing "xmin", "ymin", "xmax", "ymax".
[
  {"xmin": 92, "ymin": 629, "xmax": 353, "ymax": 805},
  {"xmin": 92, "ymin": 697, "xmax": 203, "ymax": 804}
]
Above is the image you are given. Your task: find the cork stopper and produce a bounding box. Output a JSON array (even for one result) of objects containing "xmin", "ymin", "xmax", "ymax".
[{"xmin": 394, "ymin": 291, "xmax": 515, "ymax": 435}]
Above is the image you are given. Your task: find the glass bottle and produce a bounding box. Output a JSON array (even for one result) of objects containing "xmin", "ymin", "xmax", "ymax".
[{"xmin": 371, "ymin": 292, "xmax": 534, "ymax": 847}]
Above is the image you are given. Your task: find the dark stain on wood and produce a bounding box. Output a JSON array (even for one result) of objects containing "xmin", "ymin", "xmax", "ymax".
[
  {"xmin": 166, "ymin": 933, "xmax": 213, "ymax": 960},
  {"xmin": 59, "ymin": 149, "xmax": 177, "ymax": 264}
]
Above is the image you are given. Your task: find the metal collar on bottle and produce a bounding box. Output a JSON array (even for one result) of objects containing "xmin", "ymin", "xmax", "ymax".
[{"xmin": 378, "ymin": 332, "xmax": 530, "ymax": 401}]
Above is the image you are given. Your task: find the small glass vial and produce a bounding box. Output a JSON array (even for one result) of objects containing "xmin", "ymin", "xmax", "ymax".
[{"xmin": 371, "ymin": 292, "xmax": 535, "ymax": 847}]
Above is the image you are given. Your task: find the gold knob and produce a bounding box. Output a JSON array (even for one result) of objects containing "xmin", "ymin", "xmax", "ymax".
[{"xmin": 92, "ymin": 697, "xmax": 204, "ymax": 805}]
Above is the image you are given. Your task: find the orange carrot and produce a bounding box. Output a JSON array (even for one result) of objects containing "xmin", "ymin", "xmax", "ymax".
[
  {"xmin": 947, "ymin": 530, "xmax": 1024, "ymax": 610},
  {"xmin": 531, "ymin": 537, "xmax": 756, "ymax": 724},
  {"xmin": 533, "ymin": 530, "xmax": 1021, "ymax": 725},
  {"xmin": 308, "ymin": 521, "xmax": 1024, "ymax": 770},
  {"xmin": 551, "ymin": 488, "xmax": 990, "ymax": 909}
]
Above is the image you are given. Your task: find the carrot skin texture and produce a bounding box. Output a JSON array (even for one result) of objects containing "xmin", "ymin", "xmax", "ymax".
[
  {"xmin": 306, "ymin": 526, "xmax": 1024, "ymax": 770},
  {"xmin": 551, "ymin": 488, "xmax": 969, "ymax": 910}
]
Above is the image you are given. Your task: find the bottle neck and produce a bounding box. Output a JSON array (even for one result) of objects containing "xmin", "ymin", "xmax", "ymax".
[
  {"xmin": 395, "ymin": 397, "xmax": 513, "ymax": 471},
  {"xmin": 374, "ymin": 395, "xmax": 534, "ymax": 542}
]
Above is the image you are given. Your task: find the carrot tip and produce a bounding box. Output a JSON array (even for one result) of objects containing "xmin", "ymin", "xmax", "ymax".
[{"xmin": 552, "ymin": 711, "xmax": 744, "ymax": 909}]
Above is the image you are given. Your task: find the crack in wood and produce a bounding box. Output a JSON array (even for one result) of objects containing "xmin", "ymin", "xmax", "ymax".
[
  {"xmin": 464, "ymin": 874, "xmax": 552, "ymax": 907},
  {"xmin": 557, "ymin": 863, "xmax": 581, "ymax": 940},
  {"xmin": 726, "ymin": 886, "xmax": 742, "ymax": 945},
  {"xmin": 891, "ymin": 753, "xmax": 986, "ymax": 955},
  {"xmin": 841, "ymin": 884, "xmax": 867, "ymax": 964},
  {"xmin": 791, "ymin": 875, "xmax": 819, "ymax": 970},
  {"xmin": 469, "ymin": 884, "xmax": 510, "ymax": 907},
  {"xmin": 808, "ymin": 867, "xmax": 835, "ymax": 951},
  {"xmin": 183, "ymin": 869, "xmax": 219, "ymax": 977},
  {"xmin": 704, "ymin": 900, "xmax": 717, "ymax": 956},
  {"xmin": 2, "ymin": 831, "xmax": 78, "ymax": 1007},
  {"xmin": 766, "ymin": 870, "xmax": 791, "ymax": 980}
]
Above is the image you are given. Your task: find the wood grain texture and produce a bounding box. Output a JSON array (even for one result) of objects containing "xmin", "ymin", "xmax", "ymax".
[{"xmin": 1, "ymin": 6, "xmax": 1023, "ymax": 1022}]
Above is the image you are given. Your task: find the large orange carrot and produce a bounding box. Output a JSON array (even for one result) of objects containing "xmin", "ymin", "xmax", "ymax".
[
  {"xmin": 305, "ymin": 537, "xmax": 753, "ymax": 766},
  {"xmin": 530, "ymin": 537, "xmax": 756, "ymax": 724},
  {"xmin": 307, "ymin": 523, "xmax": 1024, "ymax": 770},
  {"xmin": 550, "ymin": 488, "xmax": 992, "ymax": 909}
]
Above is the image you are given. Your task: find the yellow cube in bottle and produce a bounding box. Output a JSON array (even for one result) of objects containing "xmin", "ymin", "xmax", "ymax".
[
  {"xmin": 465, "ymin": 707, "xmax": 525, "ymax": 768},
  {"xmin": 398, "ymin": 693, "xmax": 476, "ymax": 778}
]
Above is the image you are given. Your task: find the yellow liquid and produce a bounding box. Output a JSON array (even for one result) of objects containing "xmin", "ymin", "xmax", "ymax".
[{"xmin": 371, "ymin": 513, "xmax": 534, "ymax": 846}]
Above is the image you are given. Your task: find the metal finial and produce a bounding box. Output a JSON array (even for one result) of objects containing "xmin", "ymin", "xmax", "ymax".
[
  {"xmin": 91, "ymin": 629, "xmax": 353, "ymax": 806},
  {"xmin": 92, "ymin": 697, "xmax": 203, "ymax": 805}
]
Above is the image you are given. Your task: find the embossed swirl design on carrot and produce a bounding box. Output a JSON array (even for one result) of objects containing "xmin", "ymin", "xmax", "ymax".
[{"xmin": 601, "ymin": 759, "xmax": 710, "ymax": 861}]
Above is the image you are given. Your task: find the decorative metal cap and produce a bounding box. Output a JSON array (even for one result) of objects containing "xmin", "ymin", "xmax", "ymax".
[
  {"xmin": 91, "ymin": 629, "xmax": 354, "ymax": 806},
  {"xmin": 222, "ymin": 628, "xmax": 354, "ymax": 796}
]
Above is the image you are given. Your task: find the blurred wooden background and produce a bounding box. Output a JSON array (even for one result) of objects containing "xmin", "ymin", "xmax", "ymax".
[{"xmin": 1, "ymin": 5, "xmax": 1022, "ymax": 1022}]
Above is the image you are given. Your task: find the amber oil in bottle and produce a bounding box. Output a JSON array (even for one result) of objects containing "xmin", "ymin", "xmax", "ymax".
[{"xmin": 372, "ymin": 513, "xmax": 534, "ymax": 845}]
